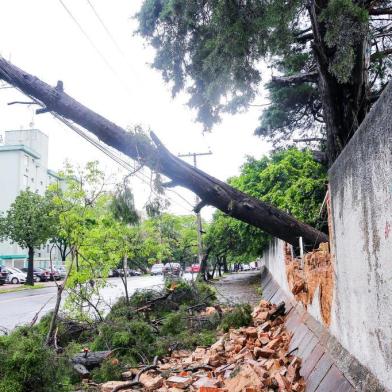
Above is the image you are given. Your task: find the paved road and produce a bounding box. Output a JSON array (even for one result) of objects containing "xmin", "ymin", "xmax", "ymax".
[{"xmin": 0, "ymin": 274, "xmax": 190, "ymax": 332}]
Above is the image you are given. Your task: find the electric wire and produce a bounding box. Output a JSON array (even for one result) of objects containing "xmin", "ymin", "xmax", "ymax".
[
  {"xmin": 50, "ymin": 112, "xmax": 194, "ymax": 212},
  {"xmin": 0, "ymin": 58, "xmax": 194, "ymax": 212},
  {"xmin": 85, "ymin": 0, "xmax": 128, "ymax": 59},
  {"xmin": 57, "ymin": 0, "xmax": 134, "ymax": 97}
]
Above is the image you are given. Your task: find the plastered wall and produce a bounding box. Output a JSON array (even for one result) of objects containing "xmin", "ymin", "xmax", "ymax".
[{"xmin": 262, "ymin": 81, "xmax": 392, "ymax": 389}]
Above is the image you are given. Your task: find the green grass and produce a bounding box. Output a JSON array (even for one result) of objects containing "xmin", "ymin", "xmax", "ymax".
[{"xmin": 0, "ymin": 283, "xmax": 45, "ymax": 294}]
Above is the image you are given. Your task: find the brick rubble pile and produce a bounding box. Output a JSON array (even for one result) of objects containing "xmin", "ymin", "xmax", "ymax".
[{"xmin": 101, "ymin": 300, "xmax": 305, "ymax": 392}]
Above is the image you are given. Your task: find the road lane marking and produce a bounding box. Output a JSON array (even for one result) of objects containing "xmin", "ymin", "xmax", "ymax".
[{"xmin": 0, "ymin": 292, "xmax": 56, "ymax": 304}]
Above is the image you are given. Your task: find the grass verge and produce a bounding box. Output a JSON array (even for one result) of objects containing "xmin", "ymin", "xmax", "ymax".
[{"xmin": 0, "ymin": 283, "xmax": 45, "ymax": 294}]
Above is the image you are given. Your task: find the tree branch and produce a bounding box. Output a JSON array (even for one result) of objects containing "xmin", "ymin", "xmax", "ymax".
[
  {"xmin": 271, "ymin": 71, "xmax": 318, "ymax": 85},
  {"xmin": 369, "ymin": 7, "xmax": 392, "ymax": 15},
  {"xmin": 0, "ymin": 57, "xmax": 328, "ymax": 247},
  {"xmin": 194, "ymin": 200, "xmax": 207, "ymax": 213},
  {"xmin": 295, "ymin": 32, "xmax": 314, "ymax": 43},
  {"xmin": 293, "ymin": 137, "xmax": 326, "ymax": 142},
  {"xmin": 370, "ymin": 48, "xmax": 392, "ymax": 61}
]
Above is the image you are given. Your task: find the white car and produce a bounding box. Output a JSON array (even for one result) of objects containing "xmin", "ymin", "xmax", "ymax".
[{"xmin": 6, "ymin": 267, "xmax": 27, "ymax": 284}]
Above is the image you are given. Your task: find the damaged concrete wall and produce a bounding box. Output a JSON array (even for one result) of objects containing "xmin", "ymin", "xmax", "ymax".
[
  {"xmin": 262, "ymin": 239, "xmax": 328, "ymax": 326},
  {"xmin": 262, "ymin": 81, "xmax": 392, "ymax": 389},
  {"xmin": 328, "ymin": 81, "xmax": 392, "ymax": 388}
]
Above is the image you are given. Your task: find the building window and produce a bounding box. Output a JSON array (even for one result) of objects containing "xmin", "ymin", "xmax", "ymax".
[
  {"xmin": 23, "ymin": 175, "xmax": 28, "ymax": 189},
  {"xmin": 31, "ymin": 177, "xmax": 34, "ymax": 183}
]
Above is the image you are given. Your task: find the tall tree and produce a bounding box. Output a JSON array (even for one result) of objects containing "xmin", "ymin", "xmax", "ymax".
[
  {"xmin": 0, "ymin": 191, "xmax": 54, "ymax": 285},
  {"xmin": 137, "ymin": 0, "xmax": 392, "ymax": 164}
]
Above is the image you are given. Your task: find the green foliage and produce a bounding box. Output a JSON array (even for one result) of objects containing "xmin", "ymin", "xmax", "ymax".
[
  {"xmin": 90, "ymin": 358, "xmax": 123, "ymax": 384},
  {"xmin": 131, "ymin": 213, "xmax": 199, "ymax": 268},
  {"xmin": 110, "ymin": 184, "xmax": 139, "ymax": 226},
  {"xmin": 320, "ymin": 0, "xmax": 368, "ymax": 83},
  {"xmin": 205, "ymin": 148, "xmax": 327, "ymax": 262},
  {"xmin": 0, "ymin": 190, "xmax": 54, "ymax": 250},
  {"xmin": 89, "ymin": 279, "xmax": 219, "ymax": 380},
  {"xmin": 256, "ymin": 82, "xmax": 321, "ymax": 145},
  {"xmin": 136, "ymin": 0, "xmax": 311, "ymax": 132},
  {"xmin": 137, "ymin": 0, "xmax": 386, "ymax": 153},
  {"xmin": 230, "ymin": 149, "xmax": 327, "ymax": 226},
  {"xmin": 219, "ymin": 304, "xmax": 253, "ymax": 332},
  {"xmin": 0, "ymin": 327, "xmax": 72, "ymax": 392}
]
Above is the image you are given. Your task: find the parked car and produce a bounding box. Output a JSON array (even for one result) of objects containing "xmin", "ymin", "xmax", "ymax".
[
  {"xmin": 45, "ymin": 267, "xmax": 61, "ymax": 281},
  {"xmin": 112, "ymin": 268, "xmax": 141, "ymax": 277},
  {"xmin": 56, "ymin": 265, "xmax": 67, "ymax": 279},
  {"xmin": 163, "ymin": 262, "xmax": 182, "ymax": 277},
  {"xmin": 6, "ymin": 267, "xmax": 27, "ymax": 284},
  {"xmin": 242, "ymin": 264, "xmax": 251, "ymax": 271},
  {"xmin": 21, "ymin": 267, "xmax": 50, "ymax": 282},
  {"xmin": 150, "ymin": 263, "xmax": 164, "ymax": 275},
  {"xmin": 0, "ymin": 266, "xmax": 8, "ymax": 285},
  {"xmin": 190, "ymin": 264, "xmax": 201, "ymax": 273}
]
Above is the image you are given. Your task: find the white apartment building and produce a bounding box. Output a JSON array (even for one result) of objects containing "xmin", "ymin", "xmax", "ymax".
[{"xmin": 0, "ymin": 129, "xmax": 63, "ymax": 269}]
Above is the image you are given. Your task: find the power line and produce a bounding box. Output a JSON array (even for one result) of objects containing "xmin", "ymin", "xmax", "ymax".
[
  {"xmin": 4, "ymin": 79, "xmax": 193, "ymax": 213},
  {"xmin": 51, "ymin": 112, "xmax": 193, "ymax": 212},
  {"xmin": 85, "ymin": 0, "xmax": 127, "ymax": 59},
  {"xmin": 57, "ymin": 0, "xmax": 134, "ymax": 97},
  {"xmin": 58, "ymin": 0, "xmax": 118, "ymax": 77}
]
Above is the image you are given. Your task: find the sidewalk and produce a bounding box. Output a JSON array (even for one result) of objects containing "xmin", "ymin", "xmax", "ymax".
[{"xmin": 213, "ymin": 270, "xmax": 262, "ymax": 305}]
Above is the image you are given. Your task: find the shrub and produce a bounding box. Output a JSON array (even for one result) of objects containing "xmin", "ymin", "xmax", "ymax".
[
  {"xmin": 90, "ymin": 358, "xmax": 123, "ymax": 383},
  {"xmin": 0, "ymin": 327, "xmax": 73, "ymax": 392},
  {"xmin": 91, "ymin": 319, "xmax": 158, "ymax": 366},
  {"xmin": 219, "ymin": 304, "xmax": 253, "ymax": 332}
]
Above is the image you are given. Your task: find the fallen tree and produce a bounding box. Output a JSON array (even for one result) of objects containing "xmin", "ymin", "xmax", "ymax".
[{"xmin": 0, "ymin": 58, "xmax": 328, "ymax": 247}]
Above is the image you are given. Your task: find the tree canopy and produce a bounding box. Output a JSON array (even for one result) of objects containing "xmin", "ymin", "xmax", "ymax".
[
  {"xmin": 0, "ymin": 191, "xmax": 54, "ymax": 284},
  {"xmin": 137, "ymin": 0, "xmax": 392, "ymax": 164}
]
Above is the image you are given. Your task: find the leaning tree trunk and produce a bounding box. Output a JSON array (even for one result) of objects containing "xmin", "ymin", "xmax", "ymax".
[
  {"xmin": 26, "ymin": 246, "xmax": 35, "ymax": 286},
  {"xmin": 0, "ymin": 58, "xmax": 329, "ymax": 247}
]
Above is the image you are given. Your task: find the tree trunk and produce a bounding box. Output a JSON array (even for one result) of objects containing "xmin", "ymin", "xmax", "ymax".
[
  {"xmin": 121, "ymin": 255, "xmax": 130, "ymax": 305},
  {"xmin": 308, "ymin": 0, "xmax": 369, "ymax": 165},
  {"xmin": 46, "ymin": 251, "xmax": 74, "ymax": 346},
  {"xmin": 222, "ymin": 255, "xmax": 228, "ymax": 273},
  {"xmin": 26, "ymin": 246, "xmax": 34, "ymax": 286},
  {"xmin": 46, "ymin": 284, "xmax": 63, "ymax": 345},
  {"xmin": 199, "ymin": 246, "xmax": 211, "ymax": 281},
  {"xmin": 0, "ymin": 59, "xmax": 329, "ymax": 247}
]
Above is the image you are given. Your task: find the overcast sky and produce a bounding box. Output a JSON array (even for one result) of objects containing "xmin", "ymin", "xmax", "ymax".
[{"xmin": 0, "ymin": 0, "xmax": 271, "ymax": 219}]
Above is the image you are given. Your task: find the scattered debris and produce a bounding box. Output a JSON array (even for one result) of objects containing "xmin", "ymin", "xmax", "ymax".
[{"xmin": 99, "ymin": 299, "xmax": 305, "ymax": 391}]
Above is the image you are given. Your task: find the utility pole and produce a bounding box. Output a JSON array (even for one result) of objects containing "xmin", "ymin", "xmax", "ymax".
[{"xmin": 178, "ymin": 151, "xmax": 212, "ymax": 263}]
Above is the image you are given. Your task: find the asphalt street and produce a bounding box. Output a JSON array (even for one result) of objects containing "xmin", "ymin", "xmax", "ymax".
[{"xmin": 0, "ymin": 274, "xmax": 192, "ymax": 332}]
